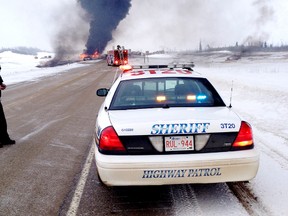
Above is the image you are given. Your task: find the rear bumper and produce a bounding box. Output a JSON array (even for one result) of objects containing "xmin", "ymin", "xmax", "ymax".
[{"xmin": 94, "ymin": 143, "xmax": 259, "ymax": 186}]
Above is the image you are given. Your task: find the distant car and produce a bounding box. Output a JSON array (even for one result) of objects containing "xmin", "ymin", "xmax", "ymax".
[{"xmin": 94, "ymin": 64, "xmax": 259, "ymax": 186}]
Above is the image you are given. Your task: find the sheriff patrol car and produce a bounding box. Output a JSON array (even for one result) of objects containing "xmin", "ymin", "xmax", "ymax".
[{"xmin": 94, "ymin": 63, "xmax": 259, "ymax": 186}]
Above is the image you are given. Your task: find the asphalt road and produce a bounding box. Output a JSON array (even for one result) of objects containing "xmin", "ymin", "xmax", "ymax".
[{"xmin": 0, "ymin": 60, "xmax": 264, "ymax": 216}]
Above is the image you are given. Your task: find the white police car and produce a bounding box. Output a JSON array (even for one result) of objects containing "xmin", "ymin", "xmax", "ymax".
[{"xmin": 94, "ymin": 64, "xmax": 259, "ymax": 186}]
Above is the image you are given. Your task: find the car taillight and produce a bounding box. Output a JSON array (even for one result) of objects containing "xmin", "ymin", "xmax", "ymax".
[
  {"xmin": 99, "ymin": 126, "xmax": 126, "ymax": 152},
  {"xmin": 232, "ymin": 121, "xmax": 254, "ymax": 150}
]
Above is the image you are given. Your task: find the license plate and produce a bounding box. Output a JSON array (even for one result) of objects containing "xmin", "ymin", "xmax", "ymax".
[{"xmin": 164, "ymin": 136, "xmax": 194, "ymax": 151}]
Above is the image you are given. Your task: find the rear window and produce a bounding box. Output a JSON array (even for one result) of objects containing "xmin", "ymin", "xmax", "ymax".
[{"xmin": 109, "ymin": 77, "xmax": 225, "ymax": 110}]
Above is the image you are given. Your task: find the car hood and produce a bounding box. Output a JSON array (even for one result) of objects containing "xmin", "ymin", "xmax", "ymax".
[{"xmin": 108, "ymin": 107, "xmax": 241, "ymax": 136}]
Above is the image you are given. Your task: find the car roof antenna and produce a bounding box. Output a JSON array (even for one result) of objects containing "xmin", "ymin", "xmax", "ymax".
[{"xmin": 229, "ymin": 80, "xmax": 233, "ymax": 108}]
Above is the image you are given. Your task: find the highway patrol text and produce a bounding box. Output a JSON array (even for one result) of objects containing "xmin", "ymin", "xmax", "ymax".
[{"xmin": 142, "ymin": 168, "xmax": 221, "ymax": 179}]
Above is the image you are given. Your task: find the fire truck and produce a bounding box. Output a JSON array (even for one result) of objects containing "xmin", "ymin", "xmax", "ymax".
[
  {"xmin": 107, "ymin": 46, "xmax": 128, "ymax": 66},
  {"xmin": 80, "ymin": 50, "xmax": 99, "ymax": 61}
]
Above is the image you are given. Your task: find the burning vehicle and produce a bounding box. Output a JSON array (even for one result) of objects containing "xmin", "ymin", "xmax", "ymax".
[{"xmin": 80, "ymin": 50, "xmax": 100, "ymax": 61}]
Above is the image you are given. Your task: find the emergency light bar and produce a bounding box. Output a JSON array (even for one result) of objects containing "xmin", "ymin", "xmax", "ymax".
[
  {"xmin": 119, "ymin": 62, "xmax": 195, "ymax": 73},
  {"xmin": 132, "ymin": 62, "xmax": 195, "ymax": 70}
]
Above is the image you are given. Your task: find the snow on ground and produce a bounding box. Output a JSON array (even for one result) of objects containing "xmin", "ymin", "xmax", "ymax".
[
  {"xmin": 0, "ymin": 51, "xmax": 88, "ymax": 85},
  {"xmin": 1, "ymin": 51, "xmax": 288, "ymax": 215}
]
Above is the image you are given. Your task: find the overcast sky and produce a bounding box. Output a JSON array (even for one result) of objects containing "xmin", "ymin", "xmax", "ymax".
[
  {"xmin": 1, "ymin": 0, "xmax": 288, "ymax": 52},
  {"xmin": 0, "ymin": 0, "xmax": 64, "ymax": 50}
]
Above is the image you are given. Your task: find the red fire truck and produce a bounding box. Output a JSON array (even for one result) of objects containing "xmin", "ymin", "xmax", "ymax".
[{"xmin": 107, "ymin": 46, "xmax": 128, "ymax": 66}]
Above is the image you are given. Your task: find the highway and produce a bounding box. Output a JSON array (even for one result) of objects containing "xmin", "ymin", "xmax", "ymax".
[{"xmin": 0, "ymin": 60, "xmax": 267, "ymax": 216}]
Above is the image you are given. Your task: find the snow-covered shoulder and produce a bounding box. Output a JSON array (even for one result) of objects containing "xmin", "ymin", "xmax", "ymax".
[{"xmin": 0, "ymin": 51, "xmax": 88, "ymax": 85}]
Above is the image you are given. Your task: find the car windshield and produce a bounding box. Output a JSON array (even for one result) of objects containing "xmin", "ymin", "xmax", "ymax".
[{"xmin": 109, "ymin": 77, "xmax": 225, "ymax": 110}]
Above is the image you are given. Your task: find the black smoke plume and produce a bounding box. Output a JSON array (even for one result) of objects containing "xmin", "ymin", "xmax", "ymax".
[
  {"xmin": 41, "ymin": 1, "xmax": 89, "ymax": 67},
  {"xmin": 243, "ymin": 0, "xmax": 274, "ymax": 46},
  {"xmin": 225, "ymin": 0, "xmax": 275, "ymax": 61},
  {"xmin": 78, "ymin": 0, "xmax": 131, "ymax": 54}
]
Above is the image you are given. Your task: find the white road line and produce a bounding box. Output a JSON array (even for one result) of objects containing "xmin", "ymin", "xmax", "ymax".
[{"xmin": 67, "ymin": 142, "xmax": 95, "ymax": 216}]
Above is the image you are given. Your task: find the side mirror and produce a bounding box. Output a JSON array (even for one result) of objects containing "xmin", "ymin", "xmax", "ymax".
[{"xmin": 96, "ymin": 88, "xmax": 109, "ymax": 97}]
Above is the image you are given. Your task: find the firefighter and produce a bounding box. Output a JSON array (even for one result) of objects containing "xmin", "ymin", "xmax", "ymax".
[{"xmin": 0, "ymin": 66, "xmax": 15, "ymax": 148}]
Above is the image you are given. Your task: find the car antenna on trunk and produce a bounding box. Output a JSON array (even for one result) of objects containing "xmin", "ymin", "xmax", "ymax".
[{"xmin": 229, "ymin": 80, "xmax": 234, "ymax": 108}]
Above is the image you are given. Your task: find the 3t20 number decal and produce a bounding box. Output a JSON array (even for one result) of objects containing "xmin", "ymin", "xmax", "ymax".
[{"xmin": 220, "ymin": 123, "xmax": 235, "ymax": 129}]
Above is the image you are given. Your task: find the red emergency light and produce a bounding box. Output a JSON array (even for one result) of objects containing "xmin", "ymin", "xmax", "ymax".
[{"xmin": 119, "ymin": 64, "xmax": 133, "ymax": 72}]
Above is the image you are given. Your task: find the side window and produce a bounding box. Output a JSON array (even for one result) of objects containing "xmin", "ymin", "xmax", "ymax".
[
  {"xmin": 143, "ymin": 80, "xmax": 156, "ymax": 96},
  {"xmin": 142, "ymin": 80, "xmax": 167, "ymax": 96},
  {"xmin": 158, "ymin": 81, "xmax": 165, "ymax": 92},
  {"xmin": 133, "ymin": 81, "xmax": 142, "ymax": 90},
  {"xmin": 165, "ymin": 80, "xmax": 177, "ymax": 90}
]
